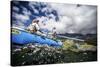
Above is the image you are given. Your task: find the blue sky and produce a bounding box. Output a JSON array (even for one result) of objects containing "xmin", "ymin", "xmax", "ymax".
[
  {"xmin": 11, "ymin": 1, "xmax": 59, "ymax": 26},
  {"xmin": 11, "ymin": 1, "xmax": 97, "ymax": 34}
]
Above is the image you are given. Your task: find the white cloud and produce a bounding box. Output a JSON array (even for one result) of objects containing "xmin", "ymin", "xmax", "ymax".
[
  {"xmin": 49, "ymin": 3, "xmax": 77, "ymax": 16},
  {"xmin": 12, "ymin": 12, "xmax": 30, "ymax": 28},
  {"xmin": 36, "ymin": 16, "xmax": 71, "ymax": 34},
  {"xmin": 41, "ymin": 7, "xmax": 47, "ymax": 12},
  {"xmin": 48, "ymin": 14, "xmax": 56, "ymax": 20},
  {"xmin": 26, "ymin": 2, "xmax": 97, "ymax": 34},
  {"xmin": 13, "ymin": 6, "xmax": 19, "ymax": 12},
  {"xmin": 15, "ymin": 14, "xmax": 29, "ymax": 22},
  {"xmin": 12, "ymin": 6, "xmax": 32, "ymax": 29},
  {"xmin": 45, "ymin": 3, "xmax": 97, "ymax": 34},
  {"xmin": 28, "ymin": 2, "xmax": 39, "ymax": 14},
  {"xmin": 34, "ymin": 9, "xmax": 39, "ymax": 14},
  {"xmin": 41, "ymin": 6, "xmax": 52, "ymax": 13},
  {"xmin": 35, "ymin": 5, "xmax": 97, "ymax": 34},
  {"xmin": 12, "ymin": 2, "xmax": 97, "ymax": 34},
  {"xmin": 22, "ymin": 7, "xmax": 31, "ymax": 16}
]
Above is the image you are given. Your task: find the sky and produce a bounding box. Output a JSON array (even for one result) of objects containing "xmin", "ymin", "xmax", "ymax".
[{"xmin": 11, "ymin": 1, "xmax": 97, "ymax": 34}]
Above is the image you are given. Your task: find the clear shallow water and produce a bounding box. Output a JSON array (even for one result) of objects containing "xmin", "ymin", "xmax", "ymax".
[{"xmin": 11, "ymin": 44, "xmax": 97, "ymax": 66}]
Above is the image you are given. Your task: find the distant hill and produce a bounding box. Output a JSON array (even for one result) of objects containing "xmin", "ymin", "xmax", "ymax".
[
  {"xmin": 58, "ymin": 33, "xmax": 96, "ymax": 39},
  {"xmin": 58, "ymin": 33, "xmax": 97, "ymax": 45}
]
